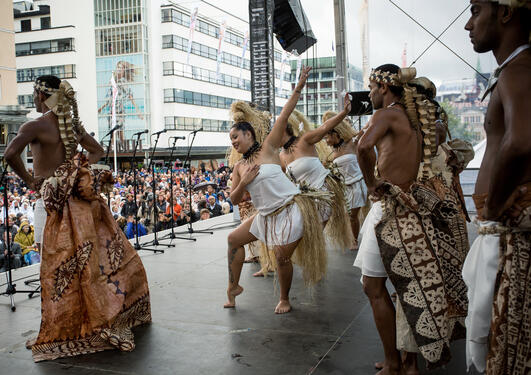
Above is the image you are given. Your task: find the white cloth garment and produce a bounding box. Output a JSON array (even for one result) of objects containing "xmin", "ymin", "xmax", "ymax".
[
  {"xmin": 286, "ymin": 156, "xmax": 331, "ymax": 222},
  {"xmin": 334, "ymin": 153, "xmax": 367, "ymax": 210},
  {"xmin": 462, "ymin": 220, "xmax": 501, "ymax": 374},
  {"xmin": 33, "ymin": 198, "xmax": 46, "ymax": 244},
  {"xmin": 247, "ymin": 164, "xmax": 303, "ymax": 246},
  {"xmin": 353, "ymin": 201, "xmax": 387, "ymax": 278}
]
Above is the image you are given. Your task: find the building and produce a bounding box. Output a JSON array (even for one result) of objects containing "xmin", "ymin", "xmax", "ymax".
[
  {"xmin": 460, "ymin": 108, "xmax": 485, "ymax": 142},
  {"xmin": 13, "ymin": 0, "xmax": 292, "ymax": 167},
  {"xmin": 290, "ymin": 56, "xmax": 364, "ymax": 125},
  {"xmin": 1, "ymin": 1, "xmax": 29, "ymax": 159}
]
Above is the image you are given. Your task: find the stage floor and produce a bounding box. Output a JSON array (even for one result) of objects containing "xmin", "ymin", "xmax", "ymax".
[{"xmin": 0, "ymin": 214, "xmax": 478, "ymax": 374}]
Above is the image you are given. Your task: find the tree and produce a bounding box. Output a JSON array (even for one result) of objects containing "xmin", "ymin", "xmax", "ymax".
[{"xmin": 440, "ymin": 100, "xmax": 476, "ymax": 144}]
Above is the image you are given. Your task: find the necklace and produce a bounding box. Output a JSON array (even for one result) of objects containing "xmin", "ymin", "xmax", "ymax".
[
  {"xmin": 242, "ymin": 141, "xmax": 261, "ymax": 163},
  {"xmin": 332, "ymin": 139, "xmax": 344, "ymax": 150},
  {"xmin": 282, "ymin": 136, "xmax": 298, "ymax": 153}
]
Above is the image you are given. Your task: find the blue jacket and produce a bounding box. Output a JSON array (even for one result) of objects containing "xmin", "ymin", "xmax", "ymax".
[{"xmin": 125, "ymin": 222, "xmax": 147, "ymax": 239}]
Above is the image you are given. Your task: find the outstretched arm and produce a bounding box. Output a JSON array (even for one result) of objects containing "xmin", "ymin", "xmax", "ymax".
[
  {"xmin": 483, "ymin": 66, "xmax": 531, "ymax": 220},
  {"xmin": 264, "ymin": 66, "xmax": 311, "ymax": 150},
  {"xmin": 357, "ymin": 110, "xmax": 391, "ymax": 195},
  {"xmin": 4, "ymin": 121, "xmax": 39, "ymax": 188},
  {"xmin": 303, "ymin": 93, "xmax": 351, "ymax": 145}
]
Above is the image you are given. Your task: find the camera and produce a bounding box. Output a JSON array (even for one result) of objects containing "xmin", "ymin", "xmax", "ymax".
[{"xmin": 348, "ymin": 91, "xmax": 373, "ymax": 116}]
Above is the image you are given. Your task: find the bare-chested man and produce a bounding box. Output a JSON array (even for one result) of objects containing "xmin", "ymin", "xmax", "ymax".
[
  {"xmin": 353, "ymin": 64, "xmax": 422, "ymax": 375},
  {"xmin": 5, "ymin": 75, "xmax": 151, "ymax": 362},
  {"xmin": 462, "ymin": 2, "xmax": 531, "ymax": 374},
  {"xmin": 5, "ymin": 75, "xmax": 103, "ymax": 249}
]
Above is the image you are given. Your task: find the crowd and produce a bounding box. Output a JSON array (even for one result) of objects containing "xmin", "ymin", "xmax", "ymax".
[{"xmin": 0, "ymin": 163, "xmax": 234, "ymax": 269}]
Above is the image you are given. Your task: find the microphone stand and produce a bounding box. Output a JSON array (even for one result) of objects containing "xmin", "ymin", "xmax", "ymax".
[
  {"xmin": 101, "ymin": 128, "xmax": 119, "ymax": 208},
  {"xmin": 140, "ymin": 132, "xmax": 174, "ymax": 249},
  {"xmin": 175, "ymin": 130, "xmax": 213, "ymax": 238},
  {"xmin": 130, "ymin": 132, "xmax": 163, "ymax": 253},
  {"xmin": 0, "ymin": 162, "xmax": 38, "ymax": 311},
  {"xmin": 158, "ymin": 137, "xmax": 195, "ymax": 243}
]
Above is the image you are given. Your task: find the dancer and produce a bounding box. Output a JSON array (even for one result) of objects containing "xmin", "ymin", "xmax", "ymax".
[
  {"xmin": 227, "ymin": 102, "xmax": 271, "ymax": 272},
  {"xmin": 324, "ymin": 112, "xmax": 367, "ymax": 249},
  {"xmin": 224, "ymin": 66, "xmax": 328, "ymax": 314},
  {"xmin": 462, "ymin": 1, "xmax": 531, "ymax": 374},
  {"xmin": 354, "ymin": 65, "xmax": 468, "ymax": 373},
  {"xmin": 5, "ymin": 76, "xmax": 151, "ymax": 362},
  {"xmin": 279, "ymin": 95, "xmax": 354, "ymax": 250}
]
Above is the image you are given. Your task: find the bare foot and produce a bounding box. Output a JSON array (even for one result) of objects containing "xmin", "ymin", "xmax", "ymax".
[
  {"xmin": 350, "ymin": 239, "xmax": 359, "ymax": 251},
  {"xmin": 274, "ymin": 299, "xmax": 292, "ymax": 314},
  {"xmin": 402, "ymin": 353, "xmax": 419, "ymax": 375},
  {"xmin": 253, "ymin": 271, "xmax": 265, "ymax": 277},
  {"xmin": 375, "ymin": 366, "xmax": 402, "ymax": 375},
  {"xmin": 223, "ymin": 285, "xmax": 244, "ymax": 308},
  {"xmin": 374, "ymin": 361, "xmax": 384, "ymax": 370},
  {"xmin": 25, "ymin": 337, "xmax": 36, "ymax": 350}
]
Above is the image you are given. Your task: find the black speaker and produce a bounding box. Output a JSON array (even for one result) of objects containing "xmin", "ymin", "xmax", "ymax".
[{"xmin": 273, "ymin": 0, "xmax": 317, "ymax": 54}]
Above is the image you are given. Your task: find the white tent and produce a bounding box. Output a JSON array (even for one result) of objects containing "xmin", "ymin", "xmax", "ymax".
[{"xmin": 467, "ymin": 139, "xmax": 486, "ymax": 169}]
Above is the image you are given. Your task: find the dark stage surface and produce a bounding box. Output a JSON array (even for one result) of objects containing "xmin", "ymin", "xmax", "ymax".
[{"xmin": 0, "ymin": 215, "xmax": 478, "ymax": 374}]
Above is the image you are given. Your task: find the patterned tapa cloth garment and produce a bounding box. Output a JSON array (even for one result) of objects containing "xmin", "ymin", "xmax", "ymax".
[
  {"xmin": 375, "ymin": 182, "xmax": 468, "ymax": 369},
  {"xmin": 474, "ymin": 183, "xmax": 531, "ymax": 375},
  {"xmin": 31, "ymin": 154, "xmax": 151, "ymax": 362}
]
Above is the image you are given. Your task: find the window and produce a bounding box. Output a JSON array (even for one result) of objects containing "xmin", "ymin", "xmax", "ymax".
[
  {"xmin": 164, "ymin": 116, "xmax": 232, "ymax": 132},
  {"xmin": 15, "ymin": 38, "xmax": 74, "ymax": 56},
  {"xmin": 164, "ymin": 89, "xmax": 236, "ymax": 110},
  {"xmin": 320, "ymin": 81, "xmax": 333, "ymax": 89},
  {"xmin": 17, "ymin": 65, "xmax": 76, "ymax": 82},
  {"xmin": 321, "ymin": 71, "xmax": 334, "ymax": 79},
  {"xmin": 21, "ymin": 19, "xmax": 31, "ymax": 32},
  {"xmin": 0, "ymin": 124, "xmax": 7, "ymax": 145},
  {"xmin": 40, "ymin": 17, "xmax": 51, "ymax": 29}
]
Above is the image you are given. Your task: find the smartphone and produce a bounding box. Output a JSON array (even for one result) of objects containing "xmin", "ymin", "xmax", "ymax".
[{"xmin": 348, "ymin": 91, "xmax": 373, "ymax": 116}]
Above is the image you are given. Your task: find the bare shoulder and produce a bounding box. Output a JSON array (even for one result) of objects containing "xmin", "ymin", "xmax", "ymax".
[
  {"xmin": 498, "ymin": 53, "xmax": 531, "ymax": 97},
  {"xmin": 19, "ymin": 118, "xmax": 44, "ymax": 132}
]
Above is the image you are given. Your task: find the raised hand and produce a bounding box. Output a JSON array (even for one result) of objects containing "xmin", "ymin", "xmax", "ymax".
[
  {"xmin": 343, "ymin": 93, "xmax": 352, "ymax": 114},
  {"xmin": 295, "ymin": 66, "xmax": 312, "ymax": 91}
]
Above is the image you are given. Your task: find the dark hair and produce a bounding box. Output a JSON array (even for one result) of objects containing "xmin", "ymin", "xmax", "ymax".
[
  {"xmin": 231, "ymin": 122, "xmax": 256, "ymax": 141},
  {"xmin": 35, "ymin": 75, "xmax": 61, "ymax": 98},
  {"xmin": 374, "ymin": 64, "xmax": 404, "ymax": 97}
]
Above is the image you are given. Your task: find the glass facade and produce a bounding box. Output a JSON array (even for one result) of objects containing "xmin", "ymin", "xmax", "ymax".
[
  {"xmin": 17, "ymin": 65, "xmax": 76, "ymax": 82},
  {"xmin": 15, "ymin": 38, "xmax": 74, "ymax": 56},
  {"xmin": 94, "ymin": 0, "xmax": 149, "ymax": 148},
  {"xmin": 164, "ymin": 116, "xmax": 231, "ymax": 133}
]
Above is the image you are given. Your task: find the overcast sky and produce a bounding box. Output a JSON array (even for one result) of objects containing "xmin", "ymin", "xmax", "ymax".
[{"xmin": 199, "ymin": 0, "xmax": 496, "ymax": 86}]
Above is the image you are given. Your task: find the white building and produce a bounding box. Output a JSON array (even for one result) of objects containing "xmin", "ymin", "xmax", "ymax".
[{"xmin": 13, "ymin": 0, "xmax": 291, "ymax": 165}]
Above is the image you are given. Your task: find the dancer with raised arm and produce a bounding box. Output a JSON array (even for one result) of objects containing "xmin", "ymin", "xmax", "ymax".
[
  {"xmin": 324, "ymin": 113, "xmax": 367, "ymax": 250},
  {"xmin": 5, "ymin": 76, "xmax": 151, "ymax": 362},
  {"xmin": 279, "ymin": 94, "xmax": 354, "ymax": 251},
  {"xmin": 224, "ymin": 66, "xmax": 329, "ymax": 314}
]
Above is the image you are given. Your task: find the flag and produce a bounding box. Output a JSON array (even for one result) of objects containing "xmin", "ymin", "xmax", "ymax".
[
  {"xmin": 239, "ymin": 31, "xmax": 249, "ymax": 88},
  {"xmin": 110, "ymin": 73, "xmax": 118, "ymax": 129},
  {"xmin": 186, "ymin": 7, "xmax": 199, "ymax": 65},
  {"xmin": 216, "ymin": 20, "xmax": 227, "ymax": 80}
]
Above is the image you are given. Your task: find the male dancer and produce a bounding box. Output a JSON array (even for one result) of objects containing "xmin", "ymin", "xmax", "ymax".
[
  {"xmin": 5, "ymin": 76, "xmax": 151, "ymax": 361},
  {"xmin": 462, "ymin": 1, "xmax": 531, "ymax": 374},
  {"xmin": 355, "ymin": 64, "xmax": 468, "ymax": 373}
]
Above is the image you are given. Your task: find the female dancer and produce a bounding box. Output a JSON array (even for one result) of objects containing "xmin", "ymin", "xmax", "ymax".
[
  {"xmin": 278, "ymin": 94, "xmax": 354, "ymax": 250},
  {"xmin": 225, "ymin": 66, "xmax": 327, "ymax": 314},
  {"xmin": 324, "ymin": 113, "xmax": 368, "ymax": 249}
]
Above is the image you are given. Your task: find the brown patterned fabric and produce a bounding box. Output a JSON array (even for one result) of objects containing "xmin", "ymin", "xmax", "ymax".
[
  {"xmin": 375, "ymin": 182, "xmax": 468, "ymax": 369},
  {"xmin": 31, "ymin": 154, "xmax": 151, "ymax": 362},
  {"xmin": 483, "ymin": 183, "xmax": 531, "ymax": 375}
]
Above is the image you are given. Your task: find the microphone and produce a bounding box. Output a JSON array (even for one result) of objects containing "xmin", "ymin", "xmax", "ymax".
[
  {"xmin": 103, "ymin": 124, "xmax": 122, "ymax": 138},
  {"xmin": 170, "ymin": 136, "xmax": 185, "ymax": 140},
  {"xmin": 133, "ymin": 129, "xmax": 148, "ymax": 136},
  {"xmin": 190, "ymin": 128, "xmax": 203, "ymax": 133},
  {"xmin": 151, "ymin": 129, "xmax": 167, "ymax": 136}
]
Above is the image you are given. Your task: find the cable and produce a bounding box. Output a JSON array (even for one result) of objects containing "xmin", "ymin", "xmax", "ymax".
[{"xmin": 387, "ymin": 0, "xmax": 488, "ymax": 80}]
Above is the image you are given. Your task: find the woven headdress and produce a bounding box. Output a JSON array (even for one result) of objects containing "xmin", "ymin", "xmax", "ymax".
[
  {"xmin": 37, "ymin": 79, "xmax": 87, "ymax": 160},
  {"xmin": 290, "ymin": 110, "xmax": 332, "ymax": 162},
  {"xmin": 322, "ymin": 111, "xmax": 357, "ymax": 142},
  {"xmin": 227, "ymin": 101, "xmax": 271, "ymax": 167}
]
